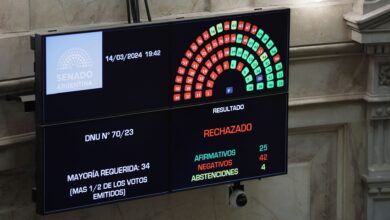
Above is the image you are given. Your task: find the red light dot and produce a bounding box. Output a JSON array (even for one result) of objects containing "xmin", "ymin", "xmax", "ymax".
[
  {"xmin": 185, "ymin": 84, "xmax": 192, "ymax": 92},
  {"xmin": 238, "ymin": 21, "xmax": 245, "ymax": 30},
  {"xmin": 191, "ymin": 62, "xmax": 199, "ymax": 70},
  {"xmin": 185, "ymin": 50, "xmax": 193, "ymax": 59},
  {"xmin": 202, "ymin": 31, "xmax": 210, "ymax": 41},
  {"xmin": 201, "ymin": 67, "xmax": 209, "ymax": 75},
  {"xmin": 190, "ymin": 43, "xmax": 198, "ymax": 52},
  {"xmin": 211, "ymin": 55, "xmax": 218, "ymax": 63},
  {"xmin": 224, "ymin": 34, "xmax": 230, "ymax": 44},
  {"xmin": 210, "ymin": 72, "xmax": 218, "ymax": 80},
  {"xmin": 216, "ymin": 65, "xmax": 223, "ymax": 74},
  {"xmin": 184, "ymin": 92, "xmax": 191, "ymax": 100},
  {"xmin": 273, "ymin": 54, "xmax": 281, "ymax": 63},
  {"xmin": 173, "ymin": 94, "xmax": 181, "ymax": 102},
  {"xmin": 224, "ymin": 48, "xmax": 230, "ymax": 57},
  {"xmin": 195, "ymin": 91, "xmax": 202, "ymax": 99},
  {"xmin": 211, "ymin": 40, "xmax": 218, "ymax": 49},
  {"xmin": 223, "ymin": 61, "xmax": 230, "ymax": 70},
  {"xmin": 195, "ymin": 55, "xmax": 203, "ymax": 63},
  {"xmin": 244, "ymin": 22, "xmax": 251, "ymax": 32},
  {"xmin": 242, "ymin": 36, "xmax": 249, "ymax": 45},
  {"xmin": 224, "ymin": 21, "xmax": 230, "ymax": 30},
  {"xmin": 218, "ymin": 36, "xmax": 224, "ymax": 46},
  {"xmin": 200, "ymin": 49, "xmax": 208, "ymax": 57},
  {"xmin": 212, "ymin": 40, "xmax": 218, "ymax": 48},
  {"xmin": 236, "ymin": 62, "xmax": 244, "ymax": 71},
  {"xmin": 197, "ymin": 74, "xmax": 205, "ymax": 82},
  {"xmin": 205, "ymin": 89, "xmax": 213, "ymax": 97},
  {"xmin": 256, "ymin": 47, "xmax": 264, "ymax": 56},
  {"xmin": 206, "ymin": 43, "xmax": 213, "ymax": 52},
  {"xmin": 217, "ymin": 50, "xmax": 224, "ymax": 59},
  {"xmin": 186, "ymin": 76, "xmax": 194, "ymax": 84},
  {"xmin": 175, "ymin": 76, "xmax": 183, "ymax": 83},
  {"xmin": 181, "ymin": 58, "xmax": 189, "ymax": 67},
  {"xmin": 230, "ymin": 34, "xmax": 236, "ymax": 42},
  {"xmin": 205, "ymin": 60, "xmax": 213, "ymax": 68},
  {"xmin": 206, "ymin": 80, "xmax": 214, "ymax": 88},
  {"xmin": 177, "ymin": 67, "xmax": 185, "ymax": 75},
  {"xmin": 174, "ymin": 85, "xmax": 181, "ymax": 92},
  {"xmin": 196, "ymin": 36, "xmax": 204, "ymax": 46},
  {"xmin": 188, "ymin": 68, "xmax": 196, "ymax": 77},
  {"xmin": 251, "ymin": 25, "xmax": 258, "ymax": 34},
  {"xmin": 196, "ymin": 83, "xmax": 203, "ymax": 90}
]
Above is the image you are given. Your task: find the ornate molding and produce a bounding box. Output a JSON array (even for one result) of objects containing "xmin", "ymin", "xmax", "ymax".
[
  {"xmin": 368, "ymin": 102, "xmax": 390, "ymax": 120},
  {"xmin": 366, "ymin": 101, "xmax": 390, "ymax": 176},
  {"xmin": 344, "ymin": 4, "xmax": 390, "ymax": 44},
  {"xmin": 362, "ymin": 174, "xmax": 390, "ymax": 220},
  {"xmin": 363, "ymin": 175, "xmax": 390, "ymax": 195},
  {"xmin": 361, "ymin": 0, "xmax": 390, "ymax": 15},
  {"xmin": 379, "ymin": 62, "xmax": 390, "ymax": 86},
  {"xmin": 364, "ymin": 43, "xmax": 390, "ymax": 55},
  {"xmin": 345, "ymin": 4, "xmax": 390, "ymax": 30}
]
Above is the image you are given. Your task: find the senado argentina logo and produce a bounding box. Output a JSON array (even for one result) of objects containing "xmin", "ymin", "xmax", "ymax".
[
  {"xmin": 57, "ymin": 48, "xmax": 93, "ymax": 70},
  {"xmin": 45, "ymin": 31, "xmax": 102, "ymax": 95},
  {"xmin": 55, "ymin": 47, "xmax": 94, "ymax": 90}
]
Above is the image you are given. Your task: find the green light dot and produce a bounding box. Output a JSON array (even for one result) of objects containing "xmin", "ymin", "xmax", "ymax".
[
  {"xmin": 247, "ymin": 54, "xmax": 254, "ymax": 64},
  {"xmin": 247, "ymin": 38, "xmax": 255, "ymax": 48},
  {"xmin": 246, "ymin": 84, "xmax": 254, "ymax": 92},
  {"xmin": 266, "ymin": 66, "xmax": 273, "ymax": 74},
  {"xmin": 261, "ymin": 34, "xmax": 269, "ymax": 44},
  {"xmin": 275, "ymin": 62, "xmax": 283, "ymax": 71},
  {"xmin": 231, "ymin": 20, "xmax": 237, "ymax": 30},
  {"xmin": 256, "ymin": 29, "xmax": 264, "ymax": 39},
  {"xmin": 236, "ymin": 48, "xmax": 243, "ymax": 57},
  {"xmin": 266, "ymin": 40, "xmax": 274, "ymax": 49},
  {"xmin": 236, "ymin": 34, "xmax": 243, "ymax": 44},
  {"xmin": 216, "ymin": 23, "xmax": 223, "ymax": 33},
  {"xmin": 270, "ymin": 47, "xmax": 278, "ymax": 56},
  {"xmin": 267, "ymin": 81, "xmax": 274, "ymax": 89},
  {"xmin": 230, "ymin": 60, "xmax": 237, "ymax": 69},
  {"xmin": 230, "ymin": 47, "xmax": 237, "ymax": 56},
  {"xmin": 254, "ymin": 67, "xmax": 262, "ymax": 75},
  {"xmin": 266, "ymin": 74, "xmax": 274, "ymax": 81},
  {"xmin": 242, "ymin": 67, "xmax": 250, "ymax": 77},
  {"xmin": 260, "ymin": 53, "xmax": 268, "ymax": 62},
  {"xmin": 242, "ymin": 50, "xmax": 249, "ymax": 59},
  {"xmin": 263, "ymin": 59, "xmax": 271, "ymax": 67},
  {"xmin": 252, "ymin": 42, "xmax": 260, "ymax": 51},
  {"xmin": 245, "ymin": 75, "xmax": 253, "ymax": 83},
  {"xmin": 251, "ymin": 60, "xmax": 259, "ymax": 69},
  {"xmin": 257, "ymin": 82, "xmax": 264, "ymax": 90},
  {"xmin": 209, "ymin": 26, "xmax": 216, "ymax": 36},
  {"xmin": 276, "ymin": 71, "xmax": 284, "ymax": 79},
  {"xmin": 277, "ymin": 80, "xmax": 284, "ymax": 87}
]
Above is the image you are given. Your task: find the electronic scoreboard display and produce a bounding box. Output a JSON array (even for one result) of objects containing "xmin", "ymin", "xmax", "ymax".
[{"xmin": 33, "ymin": 8, "xmax": 290, "ymax": 214}]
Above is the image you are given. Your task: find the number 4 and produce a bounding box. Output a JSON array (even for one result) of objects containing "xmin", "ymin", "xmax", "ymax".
[{"xmin": 261, "ymin": 164, "xmax": 266, "ymax": 170}]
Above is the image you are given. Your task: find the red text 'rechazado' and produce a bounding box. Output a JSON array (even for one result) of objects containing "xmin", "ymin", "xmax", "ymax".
[{"xmin": 203, "ymin": 123, "xmax": 253, "ymax": 138}]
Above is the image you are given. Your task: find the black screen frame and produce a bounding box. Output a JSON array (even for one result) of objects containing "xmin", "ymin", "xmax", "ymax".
[{"xmin": 34, "ymin": 8, "xmax": 290, "ymax": 215}]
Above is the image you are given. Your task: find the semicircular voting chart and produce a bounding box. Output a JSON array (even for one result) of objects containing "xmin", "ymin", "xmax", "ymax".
[{"xmin": 173, "ymin": 20, "xmax": 286, "ymax": 103}]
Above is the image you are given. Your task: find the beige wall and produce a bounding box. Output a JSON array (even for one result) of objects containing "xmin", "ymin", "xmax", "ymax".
[{"xmin": 0, "ymin": 0, "xmax": 380, "ymax": 219}]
